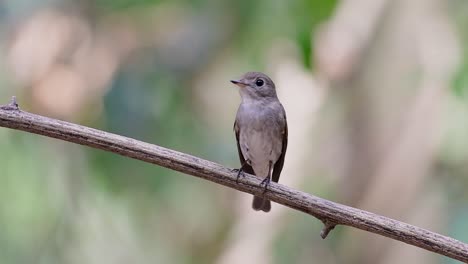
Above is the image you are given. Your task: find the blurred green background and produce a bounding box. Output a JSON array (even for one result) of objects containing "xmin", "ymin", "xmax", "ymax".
[{"xmin": 1, "ymin": 0, "xmax": 468, "ymax": 263}]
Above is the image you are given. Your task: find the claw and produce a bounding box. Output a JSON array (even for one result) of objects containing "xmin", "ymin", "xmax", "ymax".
[
  {"xmin": 232, "ymin": 168, "xmax": 245, "ymax": 183},
  {"xmin": 236, "ymin": 169, "xmax": 245, "ymax": 183},
  {"xmin": 233, "ymin": 161, "xmax": 250, "ymax": 184},
  {"xmin": 260, "ymin": 176, "xmax": 270, "ymax": 194}
]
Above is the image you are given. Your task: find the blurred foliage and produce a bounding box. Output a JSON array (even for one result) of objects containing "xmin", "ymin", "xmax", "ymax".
[{"xmin": 452, "ymin": 0, "xmax": 468, "ymax": 98}]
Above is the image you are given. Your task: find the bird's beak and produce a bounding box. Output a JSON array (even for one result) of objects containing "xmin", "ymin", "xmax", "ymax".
[{"xmin": 230, "ymin": 79, "xmax": 248, "ymax": 87}]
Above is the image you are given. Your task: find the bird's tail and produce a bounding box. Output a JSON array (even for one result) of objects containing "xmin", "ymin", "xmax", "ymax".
[{"xmin": 252, "ymin": 196, "xmax": 271, "ymax": 212}]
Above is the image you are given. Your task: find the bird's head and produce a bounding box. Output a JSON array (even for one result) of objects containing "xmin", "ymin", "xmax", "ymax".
[{"xmin": 231, "ymin": 72, "xmax": 277, "ymax": 102}]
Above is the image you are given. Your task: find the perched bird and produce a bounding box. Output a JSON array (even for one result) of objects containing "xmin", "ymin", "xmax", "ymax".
[{"xmin": 231, "ymin": 72, "xmax": 288, "ymax": 212}]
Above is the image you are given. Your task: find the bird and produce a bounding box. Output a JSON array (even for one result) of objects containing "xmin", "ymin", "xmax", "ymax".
[{"xmin": 231, "ymin": 72, "xmax": 288, "ymax": 212}]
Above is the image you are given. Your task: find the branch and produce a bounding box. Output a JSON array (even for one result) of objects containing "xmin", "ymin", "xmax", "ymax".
[{"xmin": 0, "ymin": 97, "xmax": 467, "ymax": 262}]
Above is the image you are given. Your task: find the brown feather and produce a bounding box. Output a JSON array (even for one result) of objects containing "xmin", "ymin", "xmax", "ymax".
[
  {"xmin": 272, "ymin": 110, "xmax": 288, "ymax": 183},
  {"xmin": 234, "ymin": 120, "xmax": 255, "ymax": 175}
]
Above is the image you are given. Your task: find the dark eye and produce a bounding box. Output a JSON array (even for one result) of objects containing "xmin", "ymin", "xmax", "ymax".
[{"xmin": 255, "ymin": 78, "xmax": 264, "ymax": 87}]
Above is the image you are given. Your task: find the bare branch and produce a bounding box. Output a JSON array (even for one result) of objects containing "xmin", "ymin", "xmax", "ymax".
[{"xmin": 0, "ymin": 97, "xmax": 467, "ymax": 262}]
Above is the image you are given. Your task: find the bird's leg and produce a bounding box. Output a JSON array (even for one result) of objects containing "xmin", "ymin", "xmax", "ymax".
[
  {"xmin": 260, "ymin": 161, "xmax": 273, "ymax": 194},
  {"xmin": 232, "ymin": 161, "xmax": 249, "ymax": 183}
]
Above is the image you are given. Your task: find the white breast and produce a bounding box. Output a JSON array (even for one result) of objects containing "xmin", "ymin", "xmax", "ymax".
[{"xmin": 237, "ymin": 102, "xmax": 284, "ymax": 178}]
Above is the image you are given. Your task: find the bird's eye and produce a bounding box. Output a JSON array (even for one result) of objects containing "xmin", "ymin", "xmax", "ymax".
[{"xmin": 255, "ymin": 79, "xmax": 264, "ymax": 87}]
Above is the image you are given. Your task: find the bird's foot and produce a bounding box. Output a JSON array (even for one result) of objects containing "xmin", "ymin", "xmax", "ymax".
[
  {"xmin": 260, "ymin": 177, "xmax": 270, "ymax": 194},
  {"xmin": 232, "ymin": 168, "xmax": 245, "ymax": 183}
]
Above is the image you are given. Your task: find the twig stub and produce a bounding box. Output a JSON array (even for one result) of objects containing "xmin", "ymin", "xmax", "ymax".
[
  {"xmin": 0, "ymin": 96, "xmax": 19, "ymax": 111},
  {"xmin": 320, "ymin": 219, "xmax": 337, "ymax": 239}
]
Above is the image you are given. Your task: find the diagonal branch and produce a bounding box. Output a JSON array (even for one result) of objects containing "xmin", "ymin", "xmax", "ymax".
[{"xmin": 0, "ymin": 97, "xmax": 467, "ymax": 262}]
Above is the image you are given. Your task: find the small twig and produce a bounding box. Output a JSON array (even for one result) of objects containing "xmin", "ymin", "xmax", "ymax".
[
  {"xmin": 0, "ymin": 96, "xmax": 19, "ymax": 110},
  {"xmin": 0, "ymin": 97, "xmax": 467, "ymax": 262},
  {"xmin": 320, "ymin": 219, "xmax": 337, "ymax": 239}
]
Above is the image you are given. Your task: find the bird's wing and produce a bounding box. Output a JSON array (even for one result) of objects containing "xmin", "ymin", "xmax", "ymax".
[
  {"xmin": 272, "ymin": 113, "xmax": 288, "ymax": 183},
  {"xmin": 234, "ymin": 119, "xmax": 255, "ymax": 175}
]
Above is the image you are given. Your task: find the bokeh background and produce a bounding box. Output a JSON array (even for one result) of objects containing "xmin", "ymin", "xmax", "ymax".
[{"xmin": 0, "ymin": 0, "xmax": 468, "ymax": 263}]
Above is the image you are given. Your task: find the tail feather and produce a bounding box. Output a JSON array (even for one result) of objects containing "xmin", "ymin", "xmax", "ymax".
[{"xmin": 252, "ymin": 196, "xmax": 271, "ymax": 212}]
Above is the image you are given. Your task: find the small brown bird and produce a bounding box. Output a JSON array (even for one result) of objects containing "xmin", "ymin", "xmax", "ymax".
[{"xmin": 231, "ymin": 72, "xmax": 288, "ymax": 212}]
